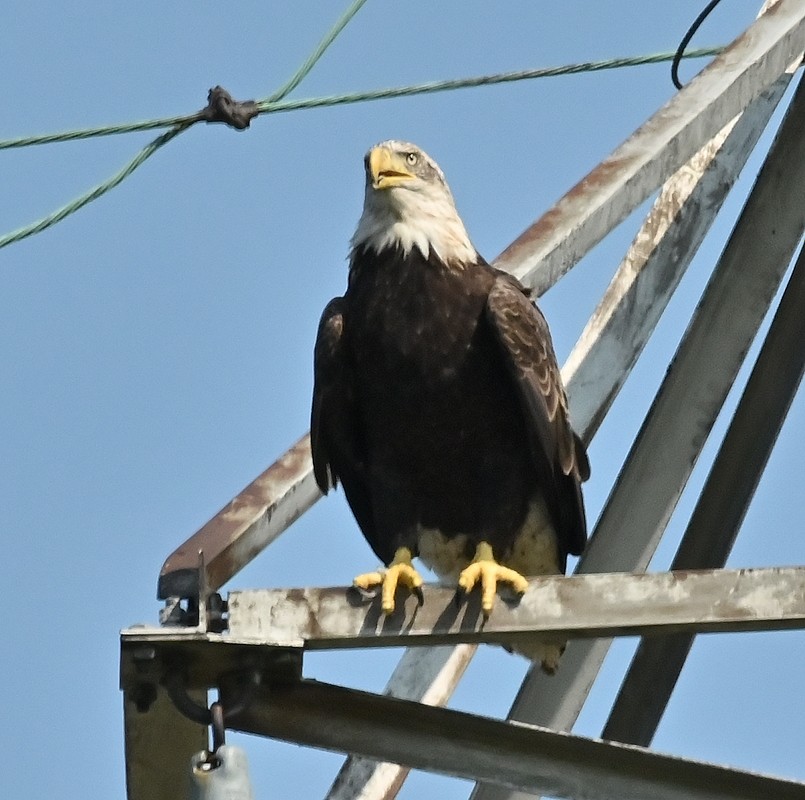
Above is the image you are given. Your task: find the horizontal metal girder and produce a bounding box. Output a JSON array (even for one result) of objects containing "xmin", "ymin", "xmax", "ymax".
[
  {"xmin": 226, "ymin": 679, "xmax": 805, "ymax": 800},
  {"xmin": 225, "ymin": 566, "xmax": 805, "ymax": 649}
]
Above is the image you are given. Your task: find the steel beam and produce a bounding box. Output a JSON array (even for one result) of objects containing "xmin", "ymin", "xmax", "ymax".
[
  {"xmin": 564, "ymin": 68, "xmax": 796, "ymax": 441},
  {"xmin": 225, "ymin": 567, "xmax": 805, "ymax": 648},
  {"xmin": 121, "ymin": 632, "xmax": 303, "ymax": 800},
  {"xmin": 602, "ymin": 236, "xmax": 805, "ymax": 747},
  {"xmin": 226, "ymin": 680, "xmax": 805, "ymax": 800},
  {"xmin": 497, "ymin": 0, "xmax": 805, "ymax": 291},
  {"xmin": 123, "ymin": 685, "xmax": 207, "ymax": 800},
  {"xmin": 157, "ymin": 435, "xmax": 319, "ymax": 599},
  {"xmin": 325, "ymin": 645, "xmax": 476, "ymax": 800},
  {"xmin": 474, "ymin": 70, "xmax": 805, "ymax": 800}
]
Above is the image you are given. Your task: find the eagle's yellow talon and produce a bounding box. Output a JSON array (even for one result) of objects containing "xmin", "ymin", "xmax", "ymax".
[
  {"xmin": 353, "ymin": 547, "xmax": 423, "ymax": 615},
  {"xmin": 458, "ymin": 542, "xmax": 529, "ymax": 615}
]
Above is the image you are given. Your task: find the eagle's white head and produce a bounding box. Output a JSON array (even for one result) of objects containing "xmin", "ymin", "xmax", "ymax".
[{"xmin": 350, "ymin": 140, "xmax": 478, "ymax": 266}]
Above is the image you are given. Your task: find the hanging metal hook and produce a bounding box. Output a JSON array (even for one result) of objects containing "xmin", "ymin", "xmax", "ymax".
[
  {"xmin": 163, "ymin": 669, "xmax": 213, "ymax": 725},
  {"xmin": 207, "ymin": 701, "xmax": 226, "ymax": 761},
  {"xmin": 162, "ymin": 668, "xmax": 262, "ymax": 726}
]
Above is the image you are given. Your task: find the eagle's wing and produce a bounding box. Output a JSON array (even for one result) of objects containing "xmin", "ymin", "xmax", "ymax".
[
  {"xmin": 311, "ymin": 297, "xmax": 377, "ymax": 547},
  {"xmin": 485, "ymin": 274, "xmax": 590, "ymax": 555}
]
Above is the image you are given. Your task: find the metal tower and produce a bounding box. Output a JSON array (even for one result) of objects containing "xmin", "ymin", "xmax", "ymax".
[{"xmin": 121, "ymin": 4, "xmax": 805, "ymax": 798}]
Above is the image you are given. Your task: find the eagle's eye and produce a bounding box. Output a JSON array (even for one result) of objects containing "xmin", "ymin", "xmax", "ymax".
[{"xmin": 405, "ymin": 152, "xmax": 419, "ymax": 167}]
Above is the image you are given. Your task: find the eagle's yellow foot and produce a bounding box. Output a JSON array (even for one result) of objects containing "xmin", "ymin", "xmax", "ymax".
[
  {"xmin": 457, "ymin": 542, "xmax": 529, "ymax": 615},
  {"xmin": 353, "ymin": 547, "xmax": 424, "ymax": 614}
]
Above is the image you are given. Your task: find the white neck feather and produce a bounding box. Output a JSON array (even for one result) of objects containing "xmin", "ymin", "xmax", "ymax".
[{"xmin": 350, "ymin": 182, "xmax": 478, "ymax": 265}]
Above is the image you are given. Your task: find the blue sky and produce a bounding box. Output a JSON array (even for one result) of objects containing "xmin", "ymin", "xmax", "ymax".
[{"xmin": 2, "ymin": 2, "xmax": 803, "ymax": 798}]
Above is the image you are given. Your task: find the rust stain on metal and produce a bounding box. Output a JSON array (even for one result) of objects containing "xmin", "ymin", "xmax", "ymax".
[
  {"xmin": 268, "ymin": 435, "xmax": 313, "ymax": 482},
  {"xmin": 159, "ymin": 435, "xmax": 315, "ymax": 597},
  {"xmin": 285, "ymin": 588, "xmax": 308, "ymax": 604},
  {"xmin": 497, "ymin": 157, "xmax": 632, "ymax": 270},
  {"xmin": 280, "ymin": 587, "xmax": 324, "ymax": 639}
]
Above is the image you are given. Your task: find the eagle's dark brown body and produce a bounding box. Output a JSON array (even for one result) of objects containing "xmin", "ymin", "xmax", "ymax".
[
  {"xmin": 312, "ymin": 139, "xmax": 588, "ymax": 668},
  {"xmin": 312, "ymin": 244, "xmax": 588, "ymax": 575}
]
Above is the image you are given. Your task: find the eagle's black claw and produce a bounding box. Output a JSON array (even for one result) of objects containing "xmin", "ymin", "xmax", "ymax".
[
  {"xmin": 453, "ymin": 586, "xmax": 466, "ymax": 608},
  {"xmin": 413, "ymin": 585, "xmax": 425, "ymax": 607}
]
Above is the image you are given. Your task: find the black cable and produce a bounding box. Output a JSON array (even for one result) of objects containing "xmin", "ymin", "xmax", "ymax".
[{"xmin": 672, "ymin": 0, "xmax": 724, "ymax": 89}]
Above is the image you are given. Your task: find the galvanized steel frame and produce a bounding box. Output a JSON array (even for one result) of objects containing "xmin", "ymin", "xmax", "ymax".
[{"xmin": 123, "ymin": 3, "xmax": 805, "ymax": 799}]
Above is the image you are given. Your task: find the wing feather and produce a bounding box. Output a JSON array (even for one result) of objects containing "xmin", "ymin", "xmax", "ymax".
[
  {"xmin": 485, "ymin": 275, "xmax": 589, "ymax": 555},
  {"xmin": 311, "ymin": 297, "xmax": 376, "ymax": 541}
]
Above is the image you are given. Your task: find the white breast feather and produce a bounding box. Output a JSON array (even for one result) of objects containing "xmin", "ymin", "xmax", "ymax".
[
  {"xmin": 416, "ymin": 496, "xmax": 565, "ymax": 673},
  {"xmin": 417, "ymin": 496, "xmax": 561, "ymax": 582},
  {"xmin": 351, "ymin": 178, "xmax": 478, "ymax": 265}
]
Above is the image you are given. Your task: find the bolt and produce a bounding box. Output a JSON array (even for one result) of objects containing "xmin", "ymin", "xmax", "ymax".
[
  {"xmin": 131, "ymin": 646, "xmax": 157, "ymax": 676},
  {"xmin": 131, "ymin": 682, "xmax": 158, "ymax": 713}
]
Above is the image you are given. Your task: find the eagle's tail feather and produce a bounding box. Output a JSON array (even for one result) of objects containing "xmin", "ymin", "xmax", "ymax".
[{"xmin": 504, "ymin": 639, "xmax": 566, "ymax": 673}]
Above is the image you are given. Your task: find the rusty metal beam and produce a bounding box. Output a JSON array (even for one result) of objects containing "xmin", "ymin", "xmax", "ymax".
[
  {"xmin": 564, "ymin": 68, "xmax": 796, "ymax": 442},
  {"xmin": 602, "ymin": 235, "xmax": 805, "ymax": 747},
  {"xmin": 224, "ymin": 567, "xmax": 805, "ymax": 649},
  {"xmin": 474, "ymin": 68, "xmax": 805, "ymax": 800},
  {"xmin": 497, "ymin": 0, "xmax": 805, "ymax": 292},
  {"xmin": 157, "ymin": 435, "xmax": 319, "ymax": 599},
  {"xmin": 226, "ymin": 680, "xmax": 805, "ymax": 800}
]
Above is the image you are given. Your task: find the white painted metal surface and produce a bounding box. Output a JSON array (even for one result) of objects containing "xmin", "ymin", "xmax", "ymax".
[
  {"xmin": 603, "ymin": 237, "xmax": 805, "ymax": 746},
  {"xmin": 225, "ymin": 567, "xmax": 805, "ymax": 647},
  {"xmin": 564, "ymin": 69, "xmax": 795, "ymax": 441}
]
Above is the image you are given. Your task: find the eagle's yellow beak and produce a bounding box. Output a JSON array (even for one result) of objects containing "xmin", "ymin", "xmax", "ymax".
[{"xmin": 369, "ymin": 146, "xmax": 414, "ymax": 190}]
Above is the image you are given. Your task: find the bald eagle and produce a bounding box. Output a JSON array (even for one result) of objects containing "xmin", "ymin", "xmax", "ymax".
[{"xmin": 311, "ymin": 141, "xmax": 589, "ymax": 671}]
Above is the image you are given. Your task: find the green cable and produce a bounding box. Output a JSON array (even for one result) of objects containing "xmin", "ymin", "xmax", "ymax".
[
  {"xmin": 265, "ymin": 0, "xmax": 369, "ymax": 103},
  {"xmin": 0, "ymin": 126, "xmax": 187, "ymax": 249},
  {"xmin": 0, "ymin": 0, "xmax": 368, "ymax": 249},
  {"xmin": 258, "ymin": 48, "xmax": 724, "ymax": 115},
  {"xmin": 0, "ymin": 115, "xmax": 192, "ymax": 149},
  {"xmin": 0, "ymin": 0, "xmax": 369, "ymax": 152},
  {"xmin": 0, "ymin": 48, "xmax": 722, "ymax": 150},
  {"xmin": 0, "ymin": 45, "xmax": 721, "ymax": 250}
]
